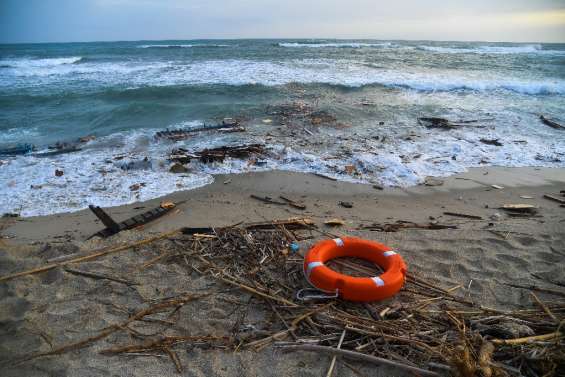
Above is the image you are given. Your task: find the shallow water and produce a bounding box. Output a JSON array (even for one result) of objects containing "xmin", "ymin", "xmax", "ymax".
[{"xmin": 1, "ymin": 39, "xmax": 564, "ymax": 216}]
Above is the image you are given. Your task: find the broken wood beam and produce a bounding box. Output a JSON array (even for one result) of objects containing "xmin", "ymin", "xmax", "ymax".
[
  {"xmin": 88, "ymin": 205, "xmax": 120, "ymax": 233},
  {"xmin": 543, "ymin": 194, "xmax": 565, "ymax": 204},
  {"xmin": 540, "ymin": 115, "xmax": 564, "ymax": 130},
  {"xmin": 88, "ymin": 203, "xmax": 176, "ymax": 239}
]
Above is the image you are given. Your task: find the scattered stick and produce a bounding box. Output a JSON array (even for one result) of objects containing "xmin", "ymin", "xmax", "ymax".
[
  {"xmin": 279, "ymin": 196, "xmax": 307, "ymax": 210},
  {"xmin": 543, "ymin": 194, "xmax": 565, "ymax": 204},
  {"xmin": 63, "ymin": 267, "xmax": 136, "ymax": 286},
  {"xmin": 530, "ymin": 292, "xmax": 559, "ymax": 324},
  {"xmin": 250, "ymin": 194, "xmax": 287, "ymax": 205},
  {"xmin": 325, "ymin": 329, "xmax": 346, "ymax": 377},
  {"xmin": 492, "ymin": 332, "xmax": 563, "ymax": 345},
  {"xmin": 443, "ymin": 212, "xmax": 483, "ymax": 220}
]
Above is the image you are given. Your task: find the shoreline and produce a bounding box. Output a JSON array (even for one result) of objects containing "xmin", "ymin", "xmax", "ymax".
[{"xmin": 2, "ymin": 166, "xmax": 564, "ymax": 244}]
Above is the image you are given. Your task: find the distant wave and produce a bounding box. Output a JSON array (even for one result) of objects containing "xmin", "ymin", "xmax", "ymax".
[
  {"xmin": 278, "ymin": 42, "xmax": 393, "ymax": 48},
  {"xmin": 0, "ymin": 56, "xmax": 83, "ymax": 69},
  {"xmin": 418, "ymin": 44, "xmax": 564, "ymax": 55},
  {"xmin": 138, "ymin": 44, "xmax": 230, "ymax": 48},
  {"xmin": 2, "ymin": 58, "xmax": 563, "ymax": 95}
]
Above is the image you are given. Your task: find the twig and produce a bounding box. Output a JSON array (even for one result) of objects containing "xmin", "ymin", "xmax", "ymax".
[
  {"xmin": 491, "ymin": 332, "xmax": 563, "ymax": 345},
  {"xmin": 530, "ymin": 292, "xmax": 559, "ymax": 324},
  {"xmin": 63, "ymin": 267, "xmax": 136, "ymax": 286},
  {"xmin": 325, "ymin": 329, "xmax": 346, "ymax": 377}
]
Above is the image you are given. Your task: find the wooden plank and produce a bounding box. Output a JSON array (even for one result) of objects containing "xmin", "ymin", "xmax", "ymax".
[{"xmin": 88, "ymin": 205, "xmax": 120, "ymax": 232}]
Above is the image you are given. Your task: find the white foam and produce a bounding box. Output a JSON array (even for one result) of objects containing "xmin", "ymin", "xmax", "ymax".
[
  {"xmin": 1, "ymin": 116, "xmax": 564, "ymax": 217},
  {"xmin": 419, "ymin": 44, "xmax": 564, "ymax": 55},
  {"xmin": 0, "ymin": 57, "xmax": 83, "ymax": 68},
  {"xmin": 138, "ymin": 44, "xmax": 231, "ymax": 48},
  {"xmin": 2, "ymin": 58, "xmax": 562, "ymax": 95},
  {"xmin": 279, "ymin": 42, "xmax": 393, "ymax": 48}
]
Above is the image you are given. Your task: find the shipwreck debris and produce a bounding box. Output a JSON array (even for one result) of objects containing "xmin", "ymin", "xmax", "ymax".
[
  {"xmin": 540, "ymin": 115, "xmax": 565, "ymax": 130},
  {"xmin": 360, "ymin": 221, "xmax": 458, "ymax": 232},
  {"xmin": 170, "ymin": 144, "xmax": 265, "ymax": 164},
  {"xmin": 155, "ymin": 119, "xmax": 244, "ymax": 141},
  {"xmin": 88, "ymin": 202, "xmax": 177, "ymax": 238}
]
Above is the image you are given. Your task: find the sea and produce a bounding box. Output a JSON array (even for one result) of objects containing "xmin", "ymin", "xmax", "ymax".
[{"xmin": 1, "ymin": 39, "xmax": 564, "ymax": 216}]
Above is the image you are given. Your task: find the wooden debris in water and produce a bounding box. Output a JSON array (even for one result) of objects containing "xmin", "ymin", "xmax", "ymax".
[{"xmin": 540, "ymin": 115, "xmax": 565, "ymax": 130}]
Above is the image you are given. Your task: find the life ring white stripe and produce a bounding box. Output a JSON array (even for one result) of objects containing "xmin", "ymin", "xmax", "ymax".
[
  {"xmin": 384, "ymin": 250, "xmax": 397, "ymax": 257},
  {"xmin": 371, "ymin": 277, "xmax": 385, "ymax": 287},
  {"xmin": 333, "ymin": 238, "xmax": 344, "ymax": 247},
  {"xmin": 306, "ymin": 261, "xmax": 324, "ymax": 277}
]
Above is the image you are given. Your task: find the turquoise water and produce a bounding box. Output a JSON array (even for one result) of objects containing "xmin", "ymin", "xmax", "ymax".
[{"xmin": 1, "ymin": 39, "xmax": 564, "ymax": 216}]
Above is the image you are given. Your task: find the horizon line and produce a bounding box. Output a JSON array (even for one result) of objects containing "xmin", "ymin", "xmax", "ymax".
[{"xmin": 1, "ymin": 37, "xmax": 564, "ymax": 46}]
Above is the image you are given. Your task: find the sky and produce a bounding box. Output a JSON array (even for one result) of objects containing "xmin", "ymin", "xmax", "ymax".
[{"xmin": 1, "ymin": 0, "xmax": 564, "ymax": 44}]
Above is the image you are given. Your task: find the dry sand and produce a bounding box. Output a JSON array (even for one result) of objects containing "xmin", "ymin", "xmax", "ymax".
[{"xmin": 1, "ymin": 167, "xmax": 564, "ymax": 376}]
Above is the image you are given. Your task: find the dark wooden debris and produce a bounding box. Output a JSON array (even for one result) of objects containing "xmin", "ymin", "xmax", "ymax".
[
  {"xmin": 418, "ymin": 117, "xmax": 484, "ymax": 130},
  {"xmin": 443, "ymin": 211, "xmax": 483, "ymax": 220},
  {"xmin": 360, "ymin": 221, "xmax": 458, "ymax": 232},
  {"xmin": 479, "ymin": 138, "xmax": 503, "ymax": 146},
  {"xmin": 170, "ymin": 144, "xmax": 265, "ymax": 164},
  {"xmin": 543, "ymin": 194, "xmax": 565, "ymax": 204},
  {"xmin": 279, "ymin": 196, "xmax": 306, "ymax": 210},
  {"xmin": 250, "ymin": 195, "xmax": 287, "ymax": 205},
  {"xmin": 540, "ymin": 115, "xmax": 564, "ymax": 130},
  {"xmin": 155, "ymin": 119, "xmax": 244, "ymax": 141},
  {"xmin": 88, "ymin": 203, "xmax": 176, "ymax": 239}
]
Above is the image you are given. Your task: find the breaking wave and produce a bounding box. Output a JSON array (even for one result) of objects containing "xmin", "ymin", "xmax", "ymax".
[
  {"xmin": 138, "ymin": 44, "xmax": 230, "ymax": 48},
  {"xmin": 418, "ymin": 44, "xmax": 564, "ymax": 55},
  {"xmin": 278, "ymin": 42, "xmax": 393, "ymax": 48},
  {"xmin": 0, "ymin": 56, "xmax": 83, "ymax": 68}
]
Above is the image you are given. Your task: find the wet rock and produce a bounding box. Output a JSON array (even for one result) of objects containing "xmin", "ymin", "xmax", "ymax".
[
  {"xmin": 339, "ymin": 201, "xmax": 353, "ymax": 208},
  {"xmin": 169, "ymin": 163, "xmax": 188, "ymax": 173},
  {"xmin": 424, "ymin": 177, "xmax": 444, "ymax": 186},
  {"xmin": 55, "ymin": 169, "xmax": 64, "ymax": 177}
]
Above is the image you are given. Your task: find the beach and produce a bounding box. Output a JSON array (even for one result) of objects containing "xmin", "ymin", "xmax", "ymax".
[{"xmin": 1, "ymin": 166, "xmax": 564, "ymax": 376}]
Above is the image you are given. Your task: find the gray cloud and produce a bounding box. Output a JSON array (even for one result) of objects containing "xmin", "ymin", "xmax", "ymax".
[{"xmin": 1, "ymin": 0, "xmax": 564, "ymax": 43}]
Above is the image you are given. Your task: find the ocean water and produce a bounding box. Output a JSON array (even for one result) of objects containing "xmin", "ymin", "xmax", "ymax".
[{"xmin": 1, "ymin": 39, "xmax": 564, "ymax": 216}]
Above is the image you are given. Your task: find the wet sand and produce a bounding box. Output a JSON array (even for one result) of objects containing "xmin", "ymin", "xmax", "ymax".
[{"xmin": 1, "ymin": 166, "xmax": 564, "ymax": 376}]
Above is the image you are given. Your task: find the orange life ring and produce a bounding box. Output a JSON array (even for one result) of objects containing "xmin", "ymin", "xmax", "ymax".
[{"xmin": 303, "ymin": 237, "xmax": 407, "ymax": 302}]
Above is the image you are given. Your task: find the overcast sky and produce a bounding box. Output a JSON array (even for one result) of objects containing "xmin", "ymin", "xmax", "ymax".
[{"xmin": 1, "ymin": 0, "xmax": 564, "ymax": 44}]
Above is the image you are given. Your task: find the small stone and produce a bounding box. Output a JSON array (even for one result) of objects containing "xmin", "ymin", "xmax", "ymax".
[
  {"xmin": 339, "ymin": 201, "xmax": 353, "ymax": 208},
  {"xmin": 169, "ymin": 163, "xmax": 188, "ymax": 173},
  {"xmin": 424, "ymin": 177, "xmax": 444, "ymax": 187}
]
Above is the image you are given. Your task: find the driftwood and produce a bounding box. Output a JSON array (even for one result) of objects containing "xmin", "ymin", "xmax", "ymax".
[
  {"xmin": 540, "ymin": 115, "xmax": 565, "ymax": 130},
  {"xmin": 171, "ymin": 144, "xmax": 265, "ymax": 164},
  {"xmin": 88, "ymin": 203, "xmax": 177, "ymax": 239},
  {"xmin": 279, "ymin": 196, "xmax": 306, "ymax": 210},
  {"xmin": 479, "ymin": 139, "xmax": 503, "ymax": 146},
  {"xmin": 544, "ymin": 194, "xmax": 565, "ymax": 204},
  {"xmin": 155, "ymin": 120, "xmax": 243, "ymax": 141},
  {"xmin": 360, "ymin": 221, "xmax": 457, "ymax": 232},
  {"xmin": 443, "ymin": 211, "xmax": 483, "ymax": 220},
  {"xmin": 250, "ymin": 195, "xmax": 287, "ymax": 205}
]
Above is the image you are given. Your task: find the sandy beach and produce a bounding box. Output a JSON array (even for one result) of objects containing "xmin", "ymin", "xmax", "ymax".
[{"xmin": 1, "ymin": 166, "xmax": 564, "ymax": 376}]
